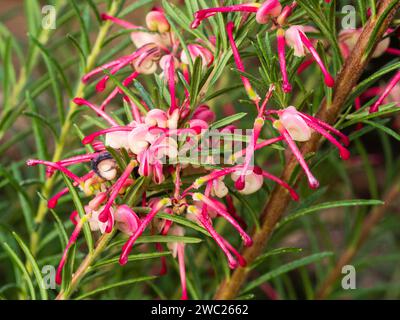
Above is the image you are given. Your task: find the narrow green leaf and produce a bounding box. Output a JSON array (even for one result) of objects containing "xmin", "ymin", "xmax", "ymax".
[
  {"xmin": 356, "ymin": 0, "xmax": 367, "ymax": 25},
  {"xmin": 61, "ymin": 244, "xmax": 76, "ymax": 292},
  {"xmin": 209, "ymin": 113, "xmax": 247, "ymax": 129},
  {"xmin": 106, "ymin": 70, "xmax": 148, "ymax": 114},
  {"xmin": 29, "ymin": 34, "xmax": 73, "ymax": 97},
  {"xmin": 12, "ymin": 232, "xmax": 48, "ymax": 300},
  {"xmin": 1, "ymin": 242, "xmax": 36, "ymax": 300},
  {"xmin": 75, "ymin": 275, "xmax": 157, "ymax": 300},
  {"xmin": 24, "ymin": 0, "xmax": 41, "ymax": 36},
  {"xmin": 1, "ymin": 35, "xmax": 13, "ymax": 110},
  {"xmin": 276, "ymin": 199, "xmax": 383, "ymax": 230},
  {"xmin": 251, "ymin": 247, "xmax": 303, "ymax": 270},
  {"xmin": 23, "ymin": 111, "xmax": 59, "ymax": 139},
  {"xmin": 85, "ymin": 0, "xmax": 101, "ymax": 23},
  {"xmin": 26, "ymin": 92, "xmax": 50, "ymax": 165},
  {"xmin": 242, "ymin": 252, "xmax": 334, "ymax": 293},
  {"xmin": 227, "ymin": 187, "xmax": 260, "ymax": 229},
  {"xmin": 156, "ymin": 212, "xmax": 211, "ymax": 237},
  {"xmin": 124, "ymin": 176, "xmax": 146, "ymax": 206},
  {"xmin": 341, "ymin": 103, "xmax": 399, "ymax": 128},
  {"xmin": 67, "ymin": 33, "xmax": 86, "ymax": 65},
  {"xmin": 189, "ymin": 57, "xmax": 204, "ymax": 108},
  {"xmin": 70, "ymin": 0, "xmax": 91, "ymax": 55},
  {"xmin": 0, "ymin": 165, "xmax": 34, "ymax": 233},
  {"xmin": 162, "ymin": 0, "xmax": 209, "ymax": 43},
  {"xmin": 133, "ymin": 79, "xmax": 155, "ymax": 109},
  {"xmin": 108, "ymin": 235, "xmax": 202, "ymax": 250},
  {"xmin": 362, "ymin": 119, "xmax": 400, "ymax": 141},
  {"xmin": 91, "ymin": 252, "xmax": 171, "ymax": 269}
]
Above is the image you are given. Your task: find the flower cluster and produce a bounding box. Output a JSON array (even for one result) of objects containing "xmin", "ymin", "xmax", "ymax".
[
  {"xmin": 27, "ymin": 1, "xmax": 353, "ymax": 299},
  {"xmin": 191, "ymin": 0, "xmax": 335, "ymax": 92}
]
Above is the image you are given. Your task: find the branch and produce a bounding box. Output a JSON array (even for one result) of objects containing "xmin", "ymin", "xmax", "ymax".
[
  {"xmin": 214, "ymin": 0, "xmax": 400, "ymax": 300},
  {"xmin": 316, "ymin": 177, "xmax": 400, "ymax": 299}
]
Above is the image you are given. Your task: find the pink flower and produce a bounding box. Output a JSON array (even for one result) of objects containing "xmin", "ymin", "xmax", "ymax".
[
  {"xmin": 105, "ymin": 130, "xmax": 130, "ymax": 150},
  {"xmin": 101, "ymin": 13, "xmax": 171, "ymax": 49},
  {"xmin": 114, "ymin": 205, "xmax": 141, "ymax": 236},
  {"xmin": 180, "ymin": 44, "xmax": 214, "ymax": 67},
  {"xmin": 210, "ymin": 177, "xmax": 229, "ymax": 198},
  {"xmin": 81, "ymin": 12, "xmax": 174, "ymax": 107},
  {"xmin": 132, "ymin": 43, "xmax": 162, "ymax": 75},
  {"xmin": 190, "ymin": 1, "xmax": 282, "ymax": 29},
  {"xmin": 231, "ymin": 171, "xmax": 263, "ymax": 195},
  {"xmin": 145, "ymin": 109, "xmax": 169, "ymax": 128},
  {"xmin": 137, "ymin": 136, "xmax": 178, "ymax": 175},
  {"xmin": 119, "ymin": 198, "xmax": 172, "ymax": 265},
  {"xmin": 87, "ymin": 205, "xmax": 110, "ymax": 233},
  {"xmin": 226, "ymin": 21, "xmax": 259, "ymax": 103},
  {"xmin": 268, "ymin": 106, "xmax": 350, "ymax": 188},
  {"xmin": 285, "ymin": 26, "xmax": 335, "ymax": 87},
  {"xmin": 144, "ymin": 106, "xmax": 180, "ymax": 131},
  {"xmin": 370, "ymin": 70, "xmax": 400, "ymax": 113},
  {"xmin": 255, "ymin": 0, "xmax": 282, "ymax": 24},
  {"xmin": 166, "ymin": 225, "xmax": 187, "ymax": 300},
  {"xmin": 189, "ymin": 119, "xmax": 209, "ymax": 132},
  {"xmin": 339, "ymin": 28, "xmax": 390, "ymax": 59},
  {"xmin": 279, "ymin": 106, "xmax": 312, "ymax": 142},
  {"xmin": 277, "ymin": 28, "xmax": 292, "ymax": 93},
  {"xmin": 192, "ymin": 192, "xmax": 252, "ymax": 247},
  {"xmin": 97, "ymin": 161, "xmax": 136, "ymax": 231},
  {"xmin": 192, "ymin": 105, "xmax": 216, "ymax": 123},
  {"xmin": 128, "ymin": 124, "xmax": 154, "ymax": 154},
  {"xmin": 187, "ymin": 204, "xmax": 246, "ymax": 269}
]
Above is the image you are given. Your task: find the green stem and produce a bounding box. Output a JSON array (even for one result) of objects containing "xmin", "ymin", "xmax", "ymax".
[
  {"xmin": 56, "ymin": 231, "xmax": 115, "ymax": 300},
  {"xmin": 29, "ymin": 0, "xmax": 121, "ymax": 256}
]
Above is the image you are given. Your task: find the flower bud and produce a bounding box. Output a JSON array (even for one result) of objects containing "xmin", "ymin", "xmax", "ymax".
[
  {"xmin": 192, "ymin": 105, "xmax": 216, "ymax": 123},
  {"xmin": 255, "ymin": 0, "xmax": 282, "ymax": 24},
  {"xmin": 114, "ymin": 205, "xmax": 141, "ymax": 236},
  {"xmin": 146, "ymin": 10, "xmax": 170, "ymax": 33},
  {"xmin": 180, "ymin": 44, "xmax": 214, "ymax": 67},
  {"xmin": 231, "ymin": 171, "xmax": 263, "ymax": 195},
  {"xmin": 279, "ymin": 106, "xmax": 312, "ymax": 142},
  {"xmin": 145, "ymin": 109, "xmax": 169, "ymax": 128}
]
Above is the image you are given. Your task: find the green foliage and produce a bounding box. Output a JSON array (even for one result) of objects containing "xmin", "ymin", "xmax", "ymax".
[{"xmin": 0, "ymin": 0, "xmax": 399, "ymax": 301}]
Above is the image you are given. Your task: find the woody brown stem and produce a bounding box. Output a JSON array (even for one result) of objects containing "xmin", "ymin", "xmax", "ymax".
[
  {"xmin": 214, "ymin": 0, "xmax": 400, "ymax": 300},
  {"xmin": 316, "ymin": 178, "xmax": 400, "ymax": 299}
]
